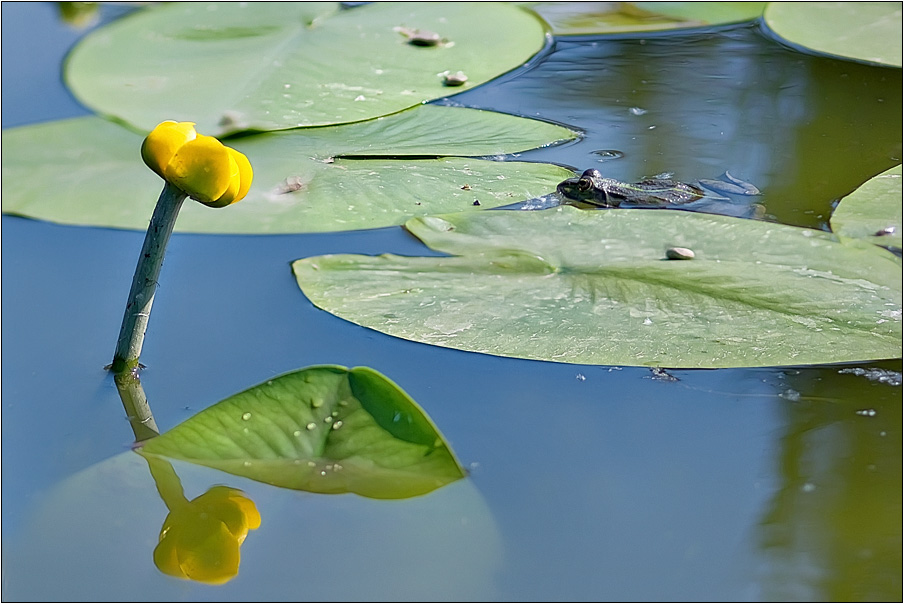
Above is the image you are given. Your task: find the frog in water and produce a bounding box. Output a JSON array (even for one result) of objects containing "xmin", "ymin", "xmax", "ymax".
[{"xmin": 556, "ymin": 169, "xmax": 760, "ymax": 208}]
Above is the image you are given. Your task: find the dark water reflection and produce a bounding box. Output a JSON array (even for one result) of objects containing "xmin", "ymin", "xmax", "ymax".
[
  {"xmin": 448, "ymin": 26, "xmax": 902, "ymax": 229},
  {"xmin": 1, "ymin": 3, "xmax": 901, "ymax": 601}
]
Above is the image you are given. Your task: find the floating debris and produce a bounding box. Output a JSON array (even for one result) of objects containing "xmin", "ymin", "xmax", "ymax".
[
  {"xmin": 593, "ymin": 149, "xmax": 625, "ymax": 161},
  {"xmin": 273, "ymin": 175, "xmax": 306, "ymax": 195},
  {"xmin": 666, "ymin": 247, "xmax": 695, "ymax": 260},
  {"xmin": 779, "ymin": 388, "xmax": 801, "ymax": 402},
  {"xmin": 442, "ymin": 70, "xmax": 468, "ymax": 86},
  {"xmin": 650, "ymin": 367, "xmax": 679, "ymax": 382},
  {"xmin": 838, "ymin": 367, "xmax": 902, "ymax": 386},
  {"xmin": 395, "ymin": 26, "xmax": 445, "ymax": 47}
]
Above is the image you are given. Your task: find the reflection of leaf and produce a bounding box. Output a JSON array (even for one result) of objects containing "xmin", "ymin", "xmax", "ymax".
[
  {"xmin": 140, "ymin": 366, "xmax": 465, "ymax": 499},
  {"xmin": 1, "ymin": 106, "xmax": 575, "ymax": 233},
  {"xmin": 831, "ymin": 165, "xmax": 902, "ymax": 249},
  {"xmin": 65, "ymin": 1, "xmax": 547, "ymax": 134},
  {"xmin": 525, "ymin": 2, "xmax": 765, "ymax": 35},
  {"xmin": 763, "ymin": 2, "xmax": 903, "ymax": 68},
  {"xmin": 293, "ymin": 206, "xmax": 902, "ymax": 368}
]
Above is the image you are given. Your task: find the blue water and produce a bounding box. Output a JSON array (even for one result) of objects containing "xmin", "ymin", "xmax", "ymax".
[{"xmin": 2, "ymin": 3, "xmax": 901, "ymax": 601}]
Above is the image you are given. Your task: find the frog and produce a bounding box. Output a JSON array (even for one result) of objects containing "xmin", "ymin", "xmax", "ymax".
[
  {"xmin": 556, "ymin": 169, "xmax": 706, "ymax": 208},
  {"xmin": 556, "ymin": 169, "xmax": 760, "ymax": 208}
]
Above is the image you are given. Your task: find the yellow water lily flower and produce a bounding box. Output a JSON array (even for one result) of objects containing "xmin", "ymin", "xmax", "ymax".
[
  {"xmin": 153, "ymin": 486, "xmax": 261, "ymax": 585},
  {"xmin": 141, "ymin": 121, "xmax": 252, "ymax": 207}
]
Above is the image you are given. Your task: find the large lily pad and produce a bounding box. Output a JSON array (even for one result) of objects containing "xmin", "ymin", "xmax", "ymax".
[
  {"xmin": 763, "ymin": 2, "xmax": 903, "ymax": 68},
  {"xmin": 140, "ymin": 365, "xmax": 465, "ymax": 499},
  {"xmin": 524, "ymin": 2, "xmax": 766, "ymax": 35},
  {"xmin": 65, "ymin": 1, "xmax": 548, "ymax": 135},
  {"xmin": 292, "ymin": 206, "xmax": 902, "ymax": 368},
  {"xmin": 0, "ymin": 105, "xmax": 575, "ymax": 233},
  {"xmin": 831, "ymin": 165, "xmax": 903, "ymax": 249}
]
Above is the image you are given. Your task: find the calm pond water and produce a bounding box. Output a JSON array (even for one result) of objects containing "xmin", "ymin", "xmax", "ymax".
[{"xmin": 2, "ymin": 3, "xmax": 901, "ymax": 601}]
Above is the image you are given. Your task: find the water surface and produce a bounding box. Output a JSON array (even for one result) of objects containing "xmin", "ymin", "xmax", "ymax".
[{"xmin": 2, "ymin": 3, "xmax": 901, "ymax": 601}]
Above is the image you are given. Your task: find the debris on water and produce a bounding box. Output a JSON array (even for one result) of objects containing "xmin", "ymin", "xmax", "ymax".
[
  {"xmin": 800, "ymin": 482, "xmax": 816, "ymax": 493},
  {"xmin": 874, "ymin": 226, "xmax": 897, "ymax": 236},
  {"xmin": 576, "ymin": 373, "xmax": 586, "ymax": 381},
  {"xmin": 629, "ymin": 107, "xmax": 647, "ymax": 116},
  {"xmin": 461, "ymin": 184, "xmax": 472, "ymax": 190},
  {"xmin": 241, "ymin": 412, "xmax": 252, "ymax": 420},
  {"xmin": 666, "ymin": 247, "xmax": 695, "ymax": 260},
  {"xmin": 855, "ymin": 408, "xmax": 877, "ymax": 417},
  {"xmin": 472, "ymin": 199, "xmax": 481, "ymax": 206},
  {"xmin": 593, "ymin": 149, "xmax": 625, "ymax": 161},
  {"xmin": 838, "ymin": 367, "xmax": 902, "ymax": 386},
  {"xmin": 779, "ymin": 388, "xmax": 801, "ymax": 401},
  {"xmin": 698, "ymin": 171, "xmax": 761, "ymax": 196},
  {"xmin": 650, "ymin": 367, "xmax": 679, "ymax": 382}
]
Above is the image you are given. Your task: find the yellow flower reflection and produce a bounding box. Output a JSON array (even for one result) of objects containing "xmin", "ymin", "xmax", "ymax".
[
  {"xmin": 141, "ymin": 120, "xmax": 252, "ymax": 208},
  {"xmin": 145, "ymin": 455, "xmax": 260, "ymax": 585}
]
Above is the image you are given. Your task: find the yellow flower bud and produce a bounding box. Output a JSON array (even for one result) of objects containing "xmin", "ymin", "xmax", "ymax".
[
  {"xmin": 142, "ymin": 121, "xmax": 253, "ymax": 207},
  {"xmin": 141, "ymin": 121, "xmax": 197, "ymax": 178}
]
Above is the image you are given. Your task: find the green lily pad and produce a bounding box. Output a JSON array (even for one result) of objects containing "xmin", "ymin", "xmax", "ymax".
[
  {"xmin": 831, "ymin": 165, "xmax": 903, "ymax": 249},
  {"xmin": 0, "ymin": 105, "xmax": 575, "ymax": 233},
  {"xmin": 763, "ymin": 2, "xmax": 903, "ymax": 68},
  {"xmin": 65, "ymin": 1, "xmax": 547, "ymax": 135},
  {"xmin": 524, "ymin": 2, "xmax": 766, "ymax": 35},
  {"xmin": 140, "ymin": 365, "xmax": 465, "ymax": 499},
  {"xmin": 292, "ymin": 206, "xmax": 902, "ymax": 368}
]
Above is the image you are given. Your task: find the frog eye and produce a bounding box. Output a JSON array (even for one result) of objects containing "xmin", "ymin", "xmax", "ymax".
[{"xmin": 577, "ymin": 178, "xmax": 592, "ymax": 191}]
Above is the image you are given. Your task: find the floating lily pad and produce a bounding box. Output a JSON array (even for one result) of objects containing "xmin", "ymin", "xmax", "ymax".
[
  {"xmin": 293, "ymin": 207, "xmax": 902, "ymax": 368},
  {"xmin": 525, "ymin": 2, "xmax": 765, "ymax": 35},
  {"xmin": 0, "ymin": 105, "xmax": 575, "ymax": 233},
  {"xmin": 763, "ymin": 2, "xmax": 903, "ymax": 68},
  {"xmin": 65, "ymin": 1, "xmax": 548, "ymax": 134},
  {"xmin": 140, "ymin": 365, "xmax": 465, "ymax": 499},
  {"xmin": 831, "ymin": 165, "xmax": 903, "ymax": 249}
]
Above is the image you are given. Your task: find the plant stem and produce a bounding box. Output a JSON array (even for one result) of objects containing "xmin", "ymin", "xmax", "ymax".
[{"xmin": 111, "ymin": 182, "xmax": 187, "ymax": 374}]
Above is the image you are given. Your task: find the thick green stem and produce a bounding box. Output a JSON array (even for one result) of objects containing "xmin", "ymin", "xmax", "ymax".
[{"xmin": 111, "ymin": 182, "xmax": 187, "ymax": 374}]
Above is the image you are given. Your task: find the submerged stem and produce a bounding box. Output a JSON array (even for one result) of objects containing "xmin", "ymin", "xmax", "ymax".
[{"xmin": 111, "ymin": 182, "xmax": 187, "ymax": 374}]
